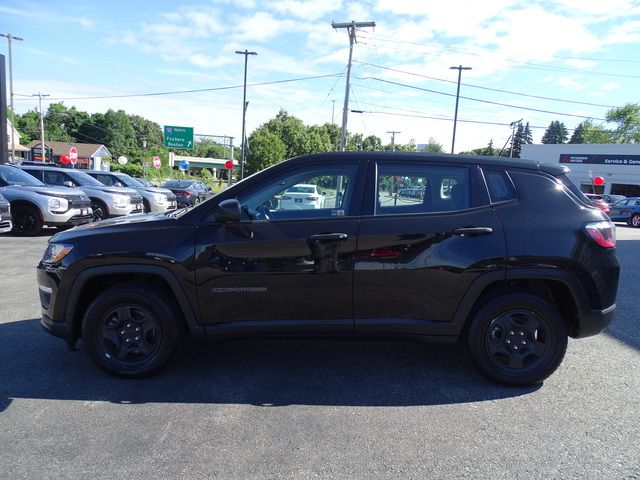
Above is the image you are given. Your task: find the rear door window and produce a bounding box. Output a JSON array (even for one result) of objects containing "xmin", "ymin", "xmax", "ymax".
[
  {"xmin": 376, "ymin": 164, "xmax": 470, "ymax": 215},
  {"xmin": 482, "ymin": 169, "xmax": 517, "ymax": 203}
]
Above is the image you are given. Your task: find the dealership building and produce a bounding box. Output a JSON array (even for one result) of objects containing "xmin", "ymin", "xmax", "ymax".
[{"xmin": 521, "ymin": 144, "xmax": 640, "ymax": 197}]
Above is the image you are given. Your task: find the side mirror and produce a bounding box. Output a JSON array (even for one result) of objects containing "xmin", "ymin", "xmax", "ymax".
[
  {"xmin": 63, "ymin": 181, "xmax": 74, "ymax": 188},
  {"xmin": 215, "ymin": 199, "xmax": 241, "ymax": 223},
  {"xmin": 115, "ymin": 182, "xmax": 124, "ymax": 187},
  {"xmin": 321, "ymin": 191, "xmax": 327, "ymax": 196}
]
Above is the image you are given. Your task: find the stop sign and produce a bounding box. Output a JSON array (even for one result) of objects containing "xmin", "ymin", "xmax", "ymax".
[
  {"xmin": 69, "ymin": 146, "xmax": 78, "ymax": 165},
  {"xmin": 152, "ymin": 156, "xmax": 161, "ymax": 169}
]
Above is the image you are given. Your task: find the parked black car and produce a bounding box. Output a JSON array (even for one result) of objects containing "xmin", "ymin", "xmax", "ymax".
[
  {"xmin": 161, "ymin": 179, "xmax": 211, "ymax": 207},
  {"xmin": 37, "ymin": 152, "xmax": 619, "ymax": 386}
]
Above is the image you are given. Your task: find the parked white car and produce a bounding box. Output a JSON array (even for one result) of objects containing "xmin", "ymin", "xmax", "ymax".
[{"xmin": 280, "ymin": 184, "xmax": 325, "ymax": 210}]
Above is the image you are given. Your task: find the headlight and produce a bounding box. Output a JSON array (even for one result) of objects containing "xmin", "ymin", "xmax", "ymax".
[
  {"xmin": 42, "ymin": 243, "xmax": 74, "ymax": 264},
  {"xmin": 112, "ymin": 195, "xmax": 128, "ymax": 207},
  {"xmin": 152, "ymin": 193, "xmax": 168, "ymax": 205},
  {"xmin": 48, "ymin": 197, "xmax": 69, "ymax": 213}
]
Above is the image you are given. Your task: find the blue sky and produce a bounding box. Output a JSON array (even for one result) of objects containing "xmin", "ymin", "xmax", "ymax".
[{"xmin": 1, "ymin": 0, "xmax": 640, "ymax": 153}]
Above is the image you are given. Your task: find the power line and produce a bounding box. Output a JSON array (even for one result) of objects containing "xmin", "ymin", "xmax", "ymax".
[
  {"xmin": 14, "ymin": 73, "xmax": 343, "ymax": 101},
  {"xmin": 356, "ymin": 76, "xmax": 608, "ymax": 121},
  {"xmin": 356, "ymin": 62, "xmax": 619, "ymax": 108}
]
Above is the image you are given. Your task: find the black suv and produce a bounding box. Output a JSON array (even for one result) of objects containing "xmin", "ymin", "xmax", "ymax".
[{"xmin": 37, "ymin": 152, "xmax": 619, "ymax": 386}]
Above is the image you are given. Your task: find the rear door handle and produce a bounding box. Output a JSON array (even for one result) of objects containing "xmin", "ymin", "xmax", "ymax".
[
  {"xmin": 452, "ymin": 227, "xmax": 493, "ymax": 236},
  {"xmin": 308, "ymin": 233, "xmax": 349, "ymax": 242}
]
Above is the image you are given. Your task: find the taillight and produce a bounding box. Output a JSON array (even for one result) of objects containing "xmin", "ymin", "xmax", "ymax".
[
  {"xmin": 176, "ymin": 190, "xmax": 189, "ymax": 197},
  {"xmin": 585, "ymin": 221, "xmax": 616, "ymax": 248},
  {"xmin": 306, "ymin": 196, "xmax": 319, "ymax": 201}
]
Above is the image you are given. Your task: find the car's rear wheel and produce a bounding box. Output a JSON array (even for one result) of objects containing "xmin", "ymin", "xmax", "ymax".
[
  {"xmin": 81, "ymin": 284, "xmax": 183, "ymax": 377},
  {"xmin": 465, "ymin": 292, "xmax": 567, "ymax": 386},
  {"xmin": 631, "ymin": 214, "xmax": 640, "ymax": 228},
  {"xmin": 12, "ymin": 205, "xmax": 43, "ymax": 236}
]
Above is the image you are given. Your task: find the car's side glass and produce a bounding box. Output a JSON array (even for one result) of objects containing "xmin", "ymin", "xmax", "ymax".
[
  {"xmin": 375, "ymin": 164, "xmax": 470, "ymax": 215},
  {"xmin": 236, "ymin": 164, "xmax": 359, "ymax": 220},
  {"xmin": 97, "ymin": 174, "xmax": 114, "ymax": 186},
  {"xmin": 483, "ymin": 169, "xmax": 516, "ymax": 203},
  {"xmin": 43, "ymin": 170, "xmax": 66, "ymax": 186}
]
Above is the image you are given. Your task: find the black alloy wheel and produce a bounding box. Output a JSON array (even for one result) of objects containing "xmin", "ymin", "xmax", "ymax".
[
  {"xmin": 465, "ymin": 292, "xmax": 567, "ymax": 386},
  {"xmin": 90, "ymin": 200, "xmax": 107, "ymax": 221},
  {"xmin": 82, "ymin": 284, "xmax": 182, "ymax": 377},
  {"xmin": 12, "ymin": 205, "xmax": 43, "ymax": 236}
]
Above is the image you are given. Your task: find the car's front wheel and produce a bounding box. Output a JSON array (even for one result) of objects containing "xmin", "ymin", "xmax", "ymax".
[
  {"xmin": 81, "ymin": 283, "xmax": 183, "ymax": 377},
  {"xmin": 631, "ymin": 214, "xmax": 640, "ymax": 228},
  {"xmin": 465, "ymin": 292, "xmax": 567, "ymax": 386},
  {"xmin": 12, "ymin": 205, "xmax": 43, "ymax": 236}
]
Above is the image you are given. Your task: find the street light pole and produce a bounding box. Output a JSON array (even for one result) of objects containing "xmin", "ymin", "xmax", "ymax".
[
  {"xmin": 235, "ymin": 49, "xmax": 257, "ymax": 180},
  {"xmin": 449, "ymin": 65, "xmax": 471, "ymax": 154},
  {"xmin": 32, "ymin": 92, "xmax": 49, "ymax": 162},
  {"xmin": 387, "ymin": 131, "xmax": 401, "ymax": 151},
  {"xmin": 1, "ymin": 33, "xmax": 24, "ymax": 162}
]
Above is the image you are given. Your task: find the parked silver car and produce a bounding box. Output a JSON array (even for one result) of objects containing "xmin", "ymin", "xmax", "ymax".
[
  {"xmin": 0, "ymin": 164, "xmax": 92, "ymax": 235},
  {"xmin": 85, "ymin": 170, "xmax": 177, "ymax": 213},
  {"xmin": 20, "ymin": 165, "xmax": 143, "ymax": 221},
  {"xmin": 0, "ymin": 192, "xmax": 12, "ymax": 234}
]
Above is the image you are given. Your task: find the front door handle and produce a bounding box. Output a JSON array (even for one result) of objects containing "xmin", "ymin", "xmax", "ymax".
[
  {"xmin": 452, "ymin": 226, "xmax": 493, "ymax": 236},
  {"xmin": 308, "ymin": 233, "xmax": 349, "ymax": 242}
]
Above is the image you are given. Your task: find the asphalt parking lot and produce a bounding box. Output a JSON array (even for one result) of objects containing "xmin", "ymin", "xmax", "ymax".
[{"xmin": 0, "ymin": 227, "xmax": 639, "ymax": 479}]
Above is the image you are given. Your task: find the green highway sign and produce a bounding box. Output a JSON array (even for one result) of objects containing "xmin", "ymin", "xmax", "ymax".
[{"xmin": 164, "ymin": 125, "xmax": 194, "ymax": 149}]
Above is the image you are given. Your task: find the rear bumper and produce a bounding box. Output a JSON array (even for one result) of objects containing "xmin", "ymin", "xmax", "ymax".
[{"xmin": 574, "ymin": 304, "xmax": 616, "ymax": 338}]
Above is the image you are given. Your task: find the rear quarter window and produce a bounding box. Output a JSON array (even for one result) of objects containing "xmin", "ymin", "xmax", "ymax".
[{"xmin": 482, "ymin": 169, "xmax": 516, "ymax": 203}]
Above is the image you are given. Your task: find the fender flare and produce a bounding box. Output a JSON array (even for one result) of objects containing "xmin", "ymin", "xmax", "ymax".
[
  {"xmin": 63, "ymin": 264, "xmax": 203, "ymax": 336},
  {"xmin": 452, "ymin": 268, "xmax": 590, "ymax": 335}
]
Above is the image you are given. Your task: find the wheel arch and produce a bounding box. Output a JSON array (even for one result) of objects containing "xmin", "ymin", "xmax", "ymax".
[
  {"xmin": 454, "ymin": 269, "xmax": 586, "ymax": 338},
  {"xmin": 9, "ymin": 199, "xmax": 42, "ymax": 217},
  {"xmin": 63, "ymin": 265, "xmax": 202, "ymax": 343}
]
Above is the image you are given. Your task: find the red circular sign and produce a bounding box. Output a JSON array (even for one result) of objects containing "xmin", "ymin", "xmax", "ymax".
[
  {"xmin": 593, "ymin": 176, "xmax": 605, "ymax": 186},
  {"xmin": 152, "ymin": 156, "xmax": 161, "ymax": 169},
  {"xmin": 225, "ymin": 160, "xmax": 234, "ymax": 170},
  {"xmin": 60, "ymin": 154, "xmax": 70, "ymax": 164},
  {"xmin": 69, "ymin": 146, "xmax": 78, "ymax": 165}
]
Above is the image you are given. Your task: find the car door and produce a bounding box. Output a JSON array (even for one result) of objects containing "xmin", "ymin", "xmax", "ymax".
[
  {"xmin": 194, "ymin": 162, "xmax": 365, "ymax": 334},
  {"xmin": 353, "ymin": 161, "xmax": 506, "ymax": 335},
  {"xmin": 608, "ymin": 199, "xmax": 630, "ymax": 221}
]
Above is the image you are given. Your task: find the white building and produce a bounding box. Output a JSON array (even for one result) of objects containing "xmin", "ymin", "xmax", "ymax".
[
  {"xmin": 5, "ymin": 119, "xmax": 29, "ymax": 161},
  {"xmin": 521, "ymin": 144, "xmax": 640, "ymax": 197}
]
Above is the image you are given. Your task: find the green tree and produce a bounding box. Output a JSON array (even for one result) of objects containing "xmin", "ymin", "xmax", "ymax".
[
  {"xmin": 245, "ymin": 128, "xmax": 286, "ymax": 175},
  {"xmin": 15, "ymin": 110, "xmax": 40, "ymax": 143},
  {"xmin": 128, "ymin": 114, "xmax": 163, "ymax": 148},
  {"xmin": 541, "ymin": 121, "xmax": 569, "ymax": 144},
  {"xmin": 511, "ymin": 123, "xmax": 525, "ymax": 158},
  {"xmin": 569, "ymin": 119, "xmax": 611, "ymax": 143},
  {"xmin": 605, "ymin": 103, "xmax": 640, "ymax": 143},
  {"xmin": 523, "ymin": 122, "xmax": 533, "ymax": 145},
  {"xmin": 423, "ymin": 137, "xmax": 443, "ymax": 153},
  {"xmin": 362, "ymin": 135, "xmax": 382, "ymax": 151}
]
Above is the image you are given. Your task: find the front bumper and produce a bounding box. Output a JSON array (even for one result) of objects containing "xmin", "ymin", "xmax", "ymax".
[
  {"xmin": 110, "ymin": 201, "xmax": 144, "ymax": 217},
  {"xmin": 42, "ymin": 207, "xmax": 93, "ymax": 226},
  {"xmin": 148, "ymin": 200, "xmax": 178, "ymax": 213},
  {"xmin": 37, "ymin": 267, "xmax": 75, "ymax": 344}
]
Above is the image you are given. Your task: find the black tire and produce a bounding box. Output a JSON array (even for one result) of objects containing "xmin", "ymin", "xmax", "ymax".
[
  {"xmin": 12, "ymin": 205, "xmax": 43, "ymax": 236},
  {"xmin": 631, "ymin": 214, "xmax": 640, "ymax": 228},
  {"xmin": 465, "ymin": 292, "xmax": 567, "ymax": 387},
  {"xmin": 81, "ymin": 283, "xmax": 183, "ymax": 377},
  {"xmin": 90, "ymin": 200, "xmax": 108, "ymax": 221},
  {"xmin": 142, "ymin": 199, "xmax": 151, "ymax": 213}
]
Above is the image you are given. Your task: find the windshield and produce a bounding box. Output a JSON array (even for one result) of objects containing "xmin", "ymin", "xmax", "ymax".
[
  {"xmin": 66, "ymin": 170, "xmax": 106, "ymax": 187},
  {"xmin": 115, "ymin": 173, "xmax": 143, "ymax": 187},
  {"xmin": 0, "ymin": 166, "xmax": 45, "ymax": 187}
]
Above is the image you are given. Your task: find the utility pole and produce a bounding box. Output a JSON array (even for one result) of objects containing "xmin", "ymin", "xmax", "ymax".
[
  {"xmin": 387, "ymin": 130, "xmax": 401, "ymax": 151},
  {"xmin": 449, "ymin": 65, "xmax": 472, "ymax": 154},
  {"xmin": 1, "ymin": 33, "xmax": 24, "ymax": 162},
  {"xmin": 331, "ymin": 99, "xmax": 336, "ymax": 124},
  {"xmin": 32, "ymin": 92, "xmax": 49, "ymax": 162},
  {"xmin": 0, "ymin": 55, "xmax": 8, "ymax": 164},
  {"xmin": 509, "ymin": 119, "xmax": 522, "ymax": 158},
  {"xmin": 235, "ymin": 49, "xmax": 257, "ymax": 180},
  {"xmin": 332, "ymin": 21, "xmax": 376, "ymax": 151}
]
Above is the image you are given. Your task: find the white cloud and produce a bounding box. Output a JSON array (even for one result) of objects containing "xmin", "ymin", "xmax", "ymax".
[
  {"xmin": 271, "ymin": 0, "xmax": 343, "ymax": 20},
  {"xmin": 232, "ymin": 11, "xmax": 297, "ymax": 42}
]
